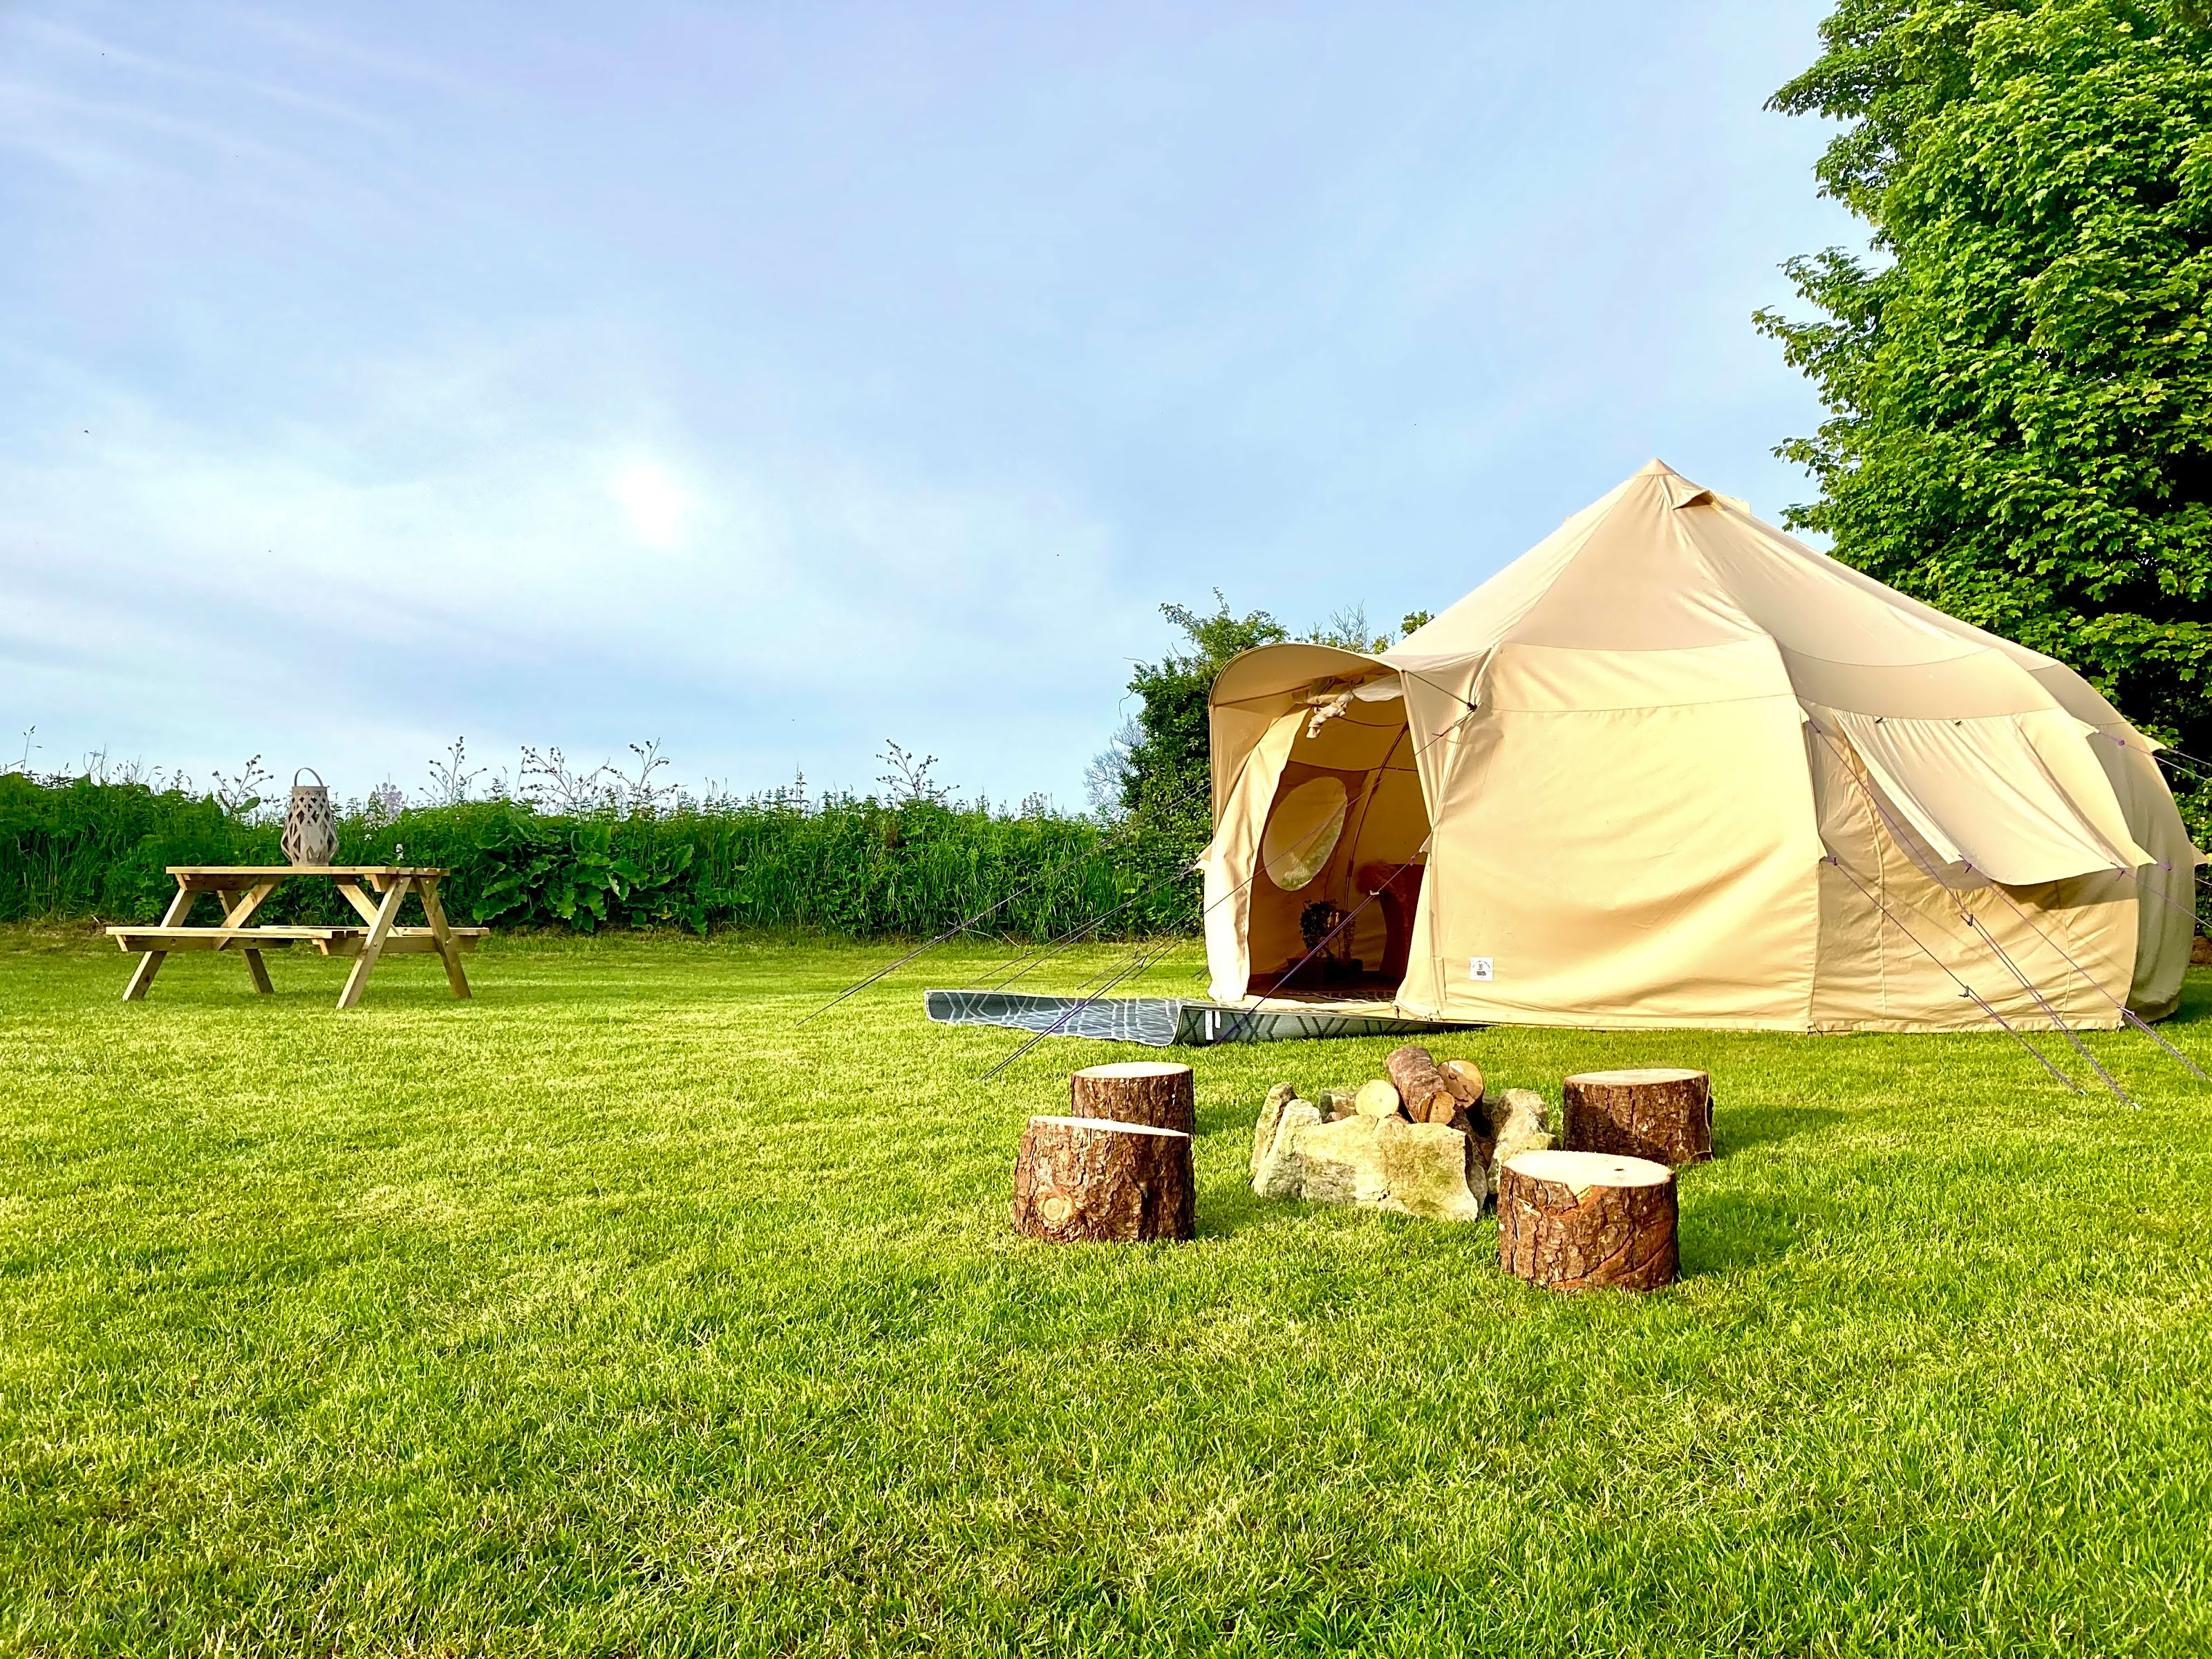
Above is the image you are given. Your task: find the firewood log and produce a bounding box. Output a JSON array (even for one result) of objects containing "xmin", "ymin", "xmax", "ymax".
[
  {"xmin": 1386, "ymin": 1044, "xmax": 1462, "ymax": 1123},
  {"xmin": 1443, "ymin": 1058, "xmax": 1485, "ymax": 1103}
]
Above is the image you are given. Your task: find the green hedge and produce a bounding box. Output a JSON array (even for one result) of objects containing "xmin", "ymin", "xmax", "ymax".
[{"xmin": 0, "ymin": 774, "xmax": 1201, "ymax": 939}]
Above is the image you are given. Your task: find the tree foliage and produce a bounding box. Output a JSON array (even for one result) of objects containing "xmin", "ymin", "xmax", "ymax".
[
  {"xmin": 1760, "ymin": 0, "xmax": 2212, "ymax": 758},
  {"xmin": 1118, "ymin": 594, "xmax": 1289, "ymax": 852}
]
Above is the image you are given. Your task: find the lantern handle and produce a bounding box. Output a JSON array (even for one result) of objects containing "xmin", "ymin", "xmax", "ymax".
[{"xmin": 293, "ymin": 767, "xmax": 326, "ymax": 789}]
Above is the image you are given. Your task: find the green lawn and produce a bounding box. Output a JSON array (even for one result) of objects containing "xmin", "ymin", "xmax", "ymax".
[{"xmin": 1, "ymin": 926, "xmax": 2209, "ymax": 1657}]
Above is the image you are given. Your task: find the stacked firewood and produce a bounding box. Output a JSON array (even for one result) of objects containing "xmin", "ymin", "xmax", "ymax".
[
  {"xmin": 1310, "ymin": 1045, "xmax": 1556, "ymax": 1187},
  {"xmin": 1253, "ymin": 1044, "xmax": 1558, "ymax": 1219}
]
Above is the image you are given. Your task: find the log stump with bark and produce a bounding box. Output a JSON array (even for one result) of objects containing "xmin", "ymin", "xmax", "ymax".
[
  {"xmin": 1012, "ymin": 1116, "xmax": 1196, "ymax": 1243},
  {"xmin": 1069, "ymin": 1061, "xmax": 1197, "ymax": 1136},
  {"xmin": 1497, "ymin": 1150, "xmax": 1677, "ymax": 1293},
  {"xmin": 1562, "ymin": 1067, "xmax": 1712, "ymax": 1167}
]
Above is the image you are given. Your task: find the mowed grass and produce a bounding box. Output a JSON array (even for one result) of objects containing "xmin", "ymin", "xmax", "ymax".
[{"xmin": 1, "ymin": 927, "xmax": 2209, "ymax": 1658}]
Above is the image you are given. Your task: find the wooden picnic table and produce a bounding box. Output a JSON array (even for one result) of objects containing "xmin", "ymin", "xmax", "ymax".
[{"xmin": 106, "ymin": 866, "xmax": 487, "ymax": 1010}]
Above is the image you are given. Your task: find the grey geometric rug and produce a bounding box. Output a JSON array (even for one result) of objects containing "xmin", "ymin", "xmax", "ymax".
[{"xmin": 924, "ymin": 989, "xmax": 1468, "ymax": 1048}]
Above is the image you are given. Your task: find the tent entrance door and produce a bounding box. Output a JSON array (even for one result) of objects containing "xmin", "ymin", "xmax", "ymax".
[
  {"xmin": 1248, "ymin": 859, "xmax": 1427, "ymax": 999},
  {"xmin": 1242, "ymin": 709, "xmax": 1431, "ymax": 1001}
]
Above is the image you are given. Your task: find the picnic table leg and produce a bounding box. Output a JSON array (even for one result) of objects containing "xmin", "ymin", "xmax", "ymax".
[
  {"xmin": 218, "ymin": 884, "xmax": 279, "ymax": 994},
  {"xmin": 338, "ymin": 877, "xmax": 410, "ymax": 1011},
  {"xmin": 124, "ymin": 882, "xmax": 198, "ymax": 1001},
  {"xmin": 417, "ymin": 879, "xmax": 472, "ymax": 1000},
  {"xmin": 334, "ymin": 881, "xmax": 383, "ymax": 925}
]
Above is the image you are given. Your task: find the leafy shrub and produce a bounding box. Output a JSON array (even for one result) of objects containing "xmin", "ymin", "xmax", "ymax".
[
  {"xmin": 0, "ymin": 774, "xmax": 1199, "ymax": 939},
  {"xmin": 471, "ymin": 814, "xmax": 697, "ymax": 932}
]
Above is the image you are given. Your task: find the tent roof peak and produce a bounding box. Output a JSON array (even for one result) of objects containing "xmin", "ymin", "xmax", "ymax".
[
  {"xmin": 1624, "ymin": 458, "xmax": 1716, "ymax": 511},
  {"xmin": 1385, "ymin": 457, "xmax": 2047, "ymax": 669}
]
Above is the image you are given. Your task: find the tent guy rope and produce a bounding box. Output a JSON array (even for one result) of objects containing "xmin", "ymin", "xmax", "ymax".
[
  {"xmin": 1808, "ymin": 721, "xmax": 2135, "ymax": 1103},
  {"xmin": 1822, "ymin": 854, "xmax": 2081, "ymax": 1094}
]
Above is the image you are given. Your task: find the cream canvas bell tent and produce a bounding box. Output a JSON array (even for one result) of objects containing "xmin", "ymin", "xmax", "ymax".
[{"xmin": 1200, "ymin": 460, "xmax": 2200, "ymax": 1033}]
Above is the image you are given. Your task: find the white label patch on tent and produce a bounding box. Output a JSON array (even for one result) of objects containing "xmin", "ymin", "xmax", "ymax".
[{"xmin": 1470, "ymin": 957, "xmax": 1494, "ymax": 982}]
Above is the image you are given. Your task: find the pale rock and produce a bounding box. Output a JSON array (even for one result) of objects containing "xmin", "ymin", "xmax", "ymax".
[
  {"xmin": 1492, "ymin": 1087, "xmax": 1548, "ymax": 1136},
  {"xmin": 1485, "ymin": 1087, "xmax": 1555, "ymax": 1191},
  {"xmin": 1251, "ymin": 1109, "xmax": 1484, "ymax": 1222},
  {"xmin": 1318, "ymin": 1087, "xmax": 1358, "ymax": 1120},
  {"xmin": 1252, "ymin": 1103, "xmax": 1323, "ymax": 1199},
  {"xmin": 1252, "ymin": 1082, "xmax": 1301, "ymax": 1179}
]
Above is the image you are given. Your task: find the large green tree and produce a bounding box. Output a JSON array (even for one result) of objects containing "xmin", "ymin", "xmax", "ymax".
[
  {"xmin": 1760, "ymin": 0, "xmax": 2212, "ymax": 760},
  {"xmin": 1113, "ymin": 596, "xmax": 1288, "ymax": 850}
]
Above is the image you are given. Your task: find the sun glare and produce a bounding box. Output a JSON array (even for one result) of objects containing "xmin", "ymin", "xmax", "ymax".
[{"xmin": 609, "ymin": 460, "xmax": 693, "ymax": 550}]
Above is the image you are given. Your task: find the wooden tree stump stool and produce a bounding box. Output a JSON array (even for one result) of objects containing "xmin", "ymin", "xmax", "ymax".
[
  {"xmin": 1012, "ymin": 1116, "xmax": 1196, "ymax": 1244},
  {"xmin": 1562, "ymin": 1067, "xmax": 1712, "ymax": 1166},
  {"xmin": 1069, "ymin": 1061, "xmax": 1197, "ymax": 1136},
  {"xmin": 1497, "ymin": 1150, "xmax": 1678, "ymax": 1293}
]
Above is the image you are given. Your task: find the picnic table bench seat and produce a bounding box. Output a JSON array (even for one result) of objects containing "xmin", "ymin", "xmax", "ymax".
[{"xmin": 106, "ymin": 924, "xmax": 488, "ymax": 957}]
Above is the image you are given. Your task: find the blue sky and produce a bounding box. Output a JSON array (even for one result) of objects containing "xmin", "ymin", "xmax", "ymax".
[{"xmin": 0, "ymin": 0, "xmax": 1858, "ymax": 807}]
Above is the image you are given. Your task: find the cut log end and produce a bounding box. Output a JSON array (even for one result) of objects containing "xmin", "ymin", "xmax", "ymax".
[
  {"xmin": 1353, "ymin": 1078, "xmax": 1403, "ymax": 1118},
  {"xmin": 1014, "ymin": 1115, "xmax": 1195, "ymax": 1244},
  {"xmin": 1497, "ymin": 1150, "xmax": 1677, "ymax": 1293},
  {"xmin": 1420, "ymin": 1095, "xmax": 1465, "ymax": 1127}
]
